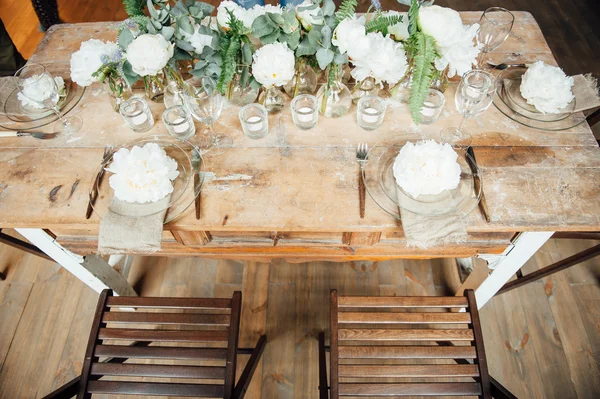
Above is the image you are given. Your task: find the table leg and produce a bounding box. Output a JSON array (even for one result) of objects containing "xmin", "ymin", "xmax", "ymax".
[
  {"xmin": 474, "ymin": 231, "xmax": 554, "ymax": 309},
  {"xmin": 15, "ymin": 228, "xmax": 137, "ymax": 296}
]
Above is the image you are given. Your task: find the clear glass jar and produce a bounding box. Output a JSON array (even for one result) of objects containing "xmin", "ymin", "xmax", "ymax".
[
  {"xmin": 283, "ymin": 59, "xmax": 318, "ymax": 98},
  {"xmin": 102, "ymin": 73, "xmax": 132, "ymax": 112},
  {"xmin": 316, "ymin": 65, "xmax": 352, "ymax": 118},
  {"xmin": 258, "ymin": 85, "xmax": 285, "ymax": 113},
  {"xmin": 144, "ymin": 64, "xmax": 184, "ymax": 103},
  {"xmin": 226, "ymin": 68, "xmax": 260, "ymax": 107},
  {"xmin": 291, "ymin": 94, "xmax": 318, "ymax": 130},
  {"xmin": 351, "ymin": 77, "xmax": 379, "ymax": 104},
  {"xmin": 119, "ymin": 97, "xmax": 154, "ymax": 133},
  {"xmin": 357, "ymin": 95, "xmax": 386, "ymax": 131},
  {"xmin": 430, "ymin": 66, "xmax": 450, "ymax": 93},
  {"xmin": 163, "ymin": 105, "xmax": 196, "ymax": 141},
  {"xmin": 389, "ymin": 68, "xmax": 413, "ymax": 103},
  {"xmin": 239, "ymin": 103, "xmax": 269, "ymax": 139}
]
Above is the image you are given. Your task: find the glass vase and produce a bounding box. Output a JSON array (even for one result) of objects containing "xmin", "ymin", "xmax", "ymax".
[
  {"xmin": 389, "ymin": 68, "xmax": 413, "ymax": 103},
  {"xmin": 351, "ymin": 77, "xmax": 379, "ymax": 104},
  {"xmin": 226, "ymin": 69, "xmax": 259, "ymax": 107},
  {"xmin": 316, "ymin": 65, "xmax": 352, "ymax": 118},
  {"xmin": 258, "ymin": 85, "xmax": 285, "ymax": 113},
  {"xmin": 102, "ymin": 74, "xmax": 132, "ymax": 112},
  {"xmin": 144, "ymin": 65, "xmax": 184, "ymax": 103},
  {"xmin": 283, "ymin": 59, "xmax": 318, "ymax": 98},
  {"xmin": 430, "ymin": 66, "xmax": 450, "ymax": 93}
]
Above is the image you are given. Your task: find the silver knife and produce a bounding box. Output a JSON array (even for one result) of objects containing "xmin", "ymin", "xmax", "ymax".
[
  {"xmin": 0, "ymin": 131, "xmax": 58, "ymax": 139},
  {"xmin": 192, "ymin": 147, "xmax": 203, "ymax": 220}
]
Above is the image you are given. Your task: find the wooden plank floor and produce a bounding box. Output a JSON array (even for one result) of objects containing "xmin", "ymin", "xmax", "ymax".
[{"xmin": 0, "ymin": 238, "xmax": 598, "ymax": 398}]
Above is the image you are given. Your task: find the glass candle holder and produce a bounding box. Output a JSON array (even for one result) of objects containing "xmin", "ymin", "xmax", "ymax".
[
  {"xmin": 291, "ymin": 94, "xmax": 318, "ymax": 130},
  {"xmin": 119, "ymin": 97, "xmax": 154, "ymax": 133},
  {"xmin": 163, "ymin": 105, "xmax": 196, "ymax": 141},
  {"xmin": 420, "ymin": 89, "xmax": 445, "ymax": 124},
  {"xmin": 357, "ymin": 96, "xmax": 386, "ymax": 131},
  {"xmin": 239, "ymin": 103, "xmax": 269, "ymax": 139}
]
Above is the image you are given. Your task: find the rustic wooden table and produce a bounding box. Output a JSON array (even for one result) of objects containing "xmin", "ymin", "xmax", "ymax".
[{"xmin": 0, "ymin": 12, "xmax": 598, "ymax": 308}]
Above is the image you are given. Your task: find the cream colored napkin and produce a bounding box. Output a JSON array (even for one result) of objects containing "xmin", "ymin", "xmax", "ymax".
[
  {"xmin": 397, "ymin": 188, "xmax": 467, "ymax": 249},
  {"xmin": 98, "ymin": 195, "xmax": 170, "ymax": 255},
  {"xmin": 572, "ymin": 74, "xmax": 600, "ymax": 113}
]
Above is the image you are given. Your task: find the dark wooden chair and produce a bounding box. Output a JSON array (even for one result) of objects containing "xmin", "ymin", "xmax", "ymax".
[
  {"xmin": 44, "ymin": 290, "xmax": 266, "ymax": 399},
  {"xmin": 319, "ymin": 289, "xmax": 517, "ymax": 398}
]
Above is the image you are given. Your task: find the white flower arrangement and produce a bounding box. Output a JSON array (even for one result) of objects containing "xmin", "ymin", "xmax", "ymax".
[
  {"xmin": 393, "ymin": 140, "xmax": 461, "ymax": 198},
  {"xmin": 182, "ymin": 24, "xmax": 214, "ymax": 54},
  {"xmin": 217, "ymin": 1, "xmax": 282, "ymax": 31},
  {"xmin": 419, "ymin": 5, "xmax": 481, "ymax": 78},
  {"xmin": 332, "ymin": 16, "xmax": 369, "ymax": 61},
  {"xmin": 126, "ymin": 34, "xmax": 174, "ymax": 77},
  {"xmin": 520, "ymin": 61, "xmax": 575, "ymax": 114},
  {"xmin": 382, "ymin": 11, "xmax": 409, "ymax": 41},
  {"xmin": 17, "ymin": 75, "xmax": 65, "ymax": 109},
  {"xmin": 106, "ymin": 143, "xmax": 180, "ymax": 204},
  {"xmin": 350, "ymin": 32, "xmax": 408, "ymax": 85},
  {"xmin": 70, "ymin": 39, "xmax": 120, "ymax": 86},
  {"xmin": 251, "ymin": 43, "xmax": 295, "ymax": 87},
  {"xmin": 296, "ymin": 0, "xmax": 324, "ymax": 31}
]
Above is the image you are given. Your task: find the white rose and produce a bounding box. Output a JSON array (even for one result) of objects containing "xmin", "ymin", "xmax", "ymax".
[
  {"xmin": 251, "ymin": 42, "xmax": 295, "ymax": 87},
  {"xmin": 296, "ymin": 0, "xmax": 324, "ymax": 30},
  {"xmin": 419, "ymin": 5, "xmax": 463, "ymax": 48},
  {"xmin": 434, "ymin": 23, "xmax": 481, "ymax": 78},
  {"xmin": 182, "ymin": 24, "xmax": 214, "ymax": 54},
  {"xmin": 332, "ymin": 16, "xmax": 369, "ymax": 60},
  {"xmin": 126, "ymin": 34, "xmax": 174, "ymax": 77},
  {"xmin": 382, "ymin": 11, "xmax": 409, "ymax": 41},
  {"xmin": 350, "ymin": 33, "xmax": 408, "ymax": 85},
  {"xmin": 520, "ymin": 61, "xmax": 575, "ymax": 114},
  {"xmin": 70, "ymin": 39, "xmax": 118, "ymax": 86}
]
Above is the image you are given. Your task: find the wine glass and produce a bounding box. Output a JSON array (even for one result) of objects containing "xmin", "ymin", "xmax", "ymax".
[
  {"xmin": 14, "ymin": 63, "xmax": 83, "ymax": 134},
  {"xmin": 182, "ymin": 76, "xmax": 232, "ymax": 155},
  {"xmin": 441, "ymin": 70, "xmax": 496, "ymax": 148},
  {"xmin": 477, "ymin": 7, "xmax": 515, "ymax": 67}
]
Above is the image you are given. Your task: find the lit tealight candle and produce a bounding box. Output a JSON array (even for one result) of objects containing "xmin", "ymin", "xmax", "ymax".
[
  {"xmin": 246, "ymin": 116, "xmax": 263, "ymax": 132},
  {"xmin": 297, "ymin": 106, "xmax": 314, "ymax": 123},
  {"xmin": 131, "ymin": 112, "xmax": 148, "ymax": 125},
  {"xmin": 421, "ymin": 101, "xmax": 435, "ymax": 117},
  {"xmin": 362, "ymin": 107, "xmax": 379, "ymax": 124},
  {"xmin": 172, "ymin": 118, "xmax": 190, "ymax": 133}
]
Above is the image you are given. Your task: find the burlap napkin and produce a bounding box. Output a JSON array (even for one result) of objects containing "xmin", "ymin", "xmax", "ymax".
[
  {"xmin": 98, "ymin": 195, "xmax": 170, "ymax": 255},
  {"xmin": 397, "ymin": 188, "xmax": 467, "ymax": 249},
  {"xmin": 572, "ymin": 74, "xmax": 600, "ymax": 113}
]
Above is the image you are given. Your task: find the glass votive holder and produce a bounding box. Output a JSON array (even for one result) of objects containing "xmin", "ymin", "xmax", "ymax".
[
  {"xmin": 119, "ymin": 97, "xmax": 154, "ymax": 133},
  {"xmin": 357, "ymin": 95, "xmax": 386, "ymax": 131},
  {"xmin": 239, "ymin": 103, "xmax": 269, "ymax": 139},
  {"xmin": 291, "ymin": 94, "xmax": 319, "ymax": 130},
  {"xmin": 162, "ymin": 105, "xmax": 196, "ymax": 141},
  {"xmin": 420, "ymin": 88, "xmax": 445, "ymax": 124},
  {"xmin": 164, "ymin": 80, "xmax": 184, "ymax": 109}
]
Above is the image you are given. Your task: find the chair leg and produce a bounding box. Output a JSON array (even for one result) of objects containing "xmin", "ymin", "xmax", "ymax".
[
  {"xmin": 232, "ymin": 335, "xmax": 267, "ymax": 399},
  {"xmin": 318, "ymin": 332, "xmax": 329, "ymax": 399}
]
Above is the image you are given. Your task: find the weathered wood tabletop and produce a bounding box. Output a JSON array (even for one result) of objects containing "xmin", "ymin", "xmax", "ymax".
[{"xmin": 0, "ymin": 12, "xmax": 598, "ymax": 264}]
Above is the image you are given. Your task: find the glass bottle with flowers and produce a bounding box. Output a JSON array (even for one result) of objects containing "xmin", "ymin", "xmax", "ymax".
[{"xmin": 253, "ymin": 43, "xmax": 296, "ymax": 113}]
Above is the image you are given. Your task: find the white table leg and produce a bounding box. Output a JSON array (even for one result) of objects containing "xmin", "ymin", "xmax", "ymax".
[
  {"xmin": 475, "ymin": 231, "xmax": 554, "ymax": 309},
  {"xmin": 15, "ymin": 228, "xmax": 137, "ymax": 296}
]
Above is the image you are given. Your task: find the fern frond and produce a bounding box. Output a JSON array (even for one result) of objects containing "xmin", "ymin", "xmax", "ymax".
[
  {"xmin": 408, "ymin": 0, "xmax": 420, "ymax": 35},
  {"xmin": 130, "ymin": 15, "xmax": 150, "ymax": 32},
  {"xmin": 335, "ymin": 0, "xmax": 357, "ymax": 23},
  {"xmin": 408, "ymin": 32, "xmax": 436, "ymax": 124},
  {"xmin": 123, "ymin": 0, "xmax": 145, "ymax": 17},
  {"xmin": 216, "ymin": 35, "xmax": 241, "ymax": 95},
  {"xmin": 365, "ymin": 14, "xmax": 402, "ymax": 34}
]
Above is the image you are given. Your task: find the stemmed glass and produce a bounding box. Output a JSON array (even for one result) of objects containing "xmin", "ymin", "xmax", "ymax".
[
  {"xmin": 476, "ymin": 7, "xmax": 515, "ymax": 67},
  {"xmin": 440, "ymin": 70, "xmax": 496, "ymax": 148},
  {"xmin": 182, "ymin": 76, "xmax": 232, "ymax": 155},
  {"xmin": 14, "ymin": 63, "xmax": 83, "ymax": 134}
]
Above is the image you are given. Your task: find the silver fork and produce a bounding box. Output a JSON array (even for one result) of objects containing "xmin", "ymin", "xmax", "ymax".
[{"xmin": 356, "ymin": 143, "xmax": 368, "ymax": 218}]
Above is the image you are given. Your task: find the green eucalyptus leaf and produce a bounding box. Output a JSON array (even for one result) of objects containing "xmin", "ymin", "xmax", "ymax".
[
  {"xmin": 296, "ymin": 37, "xmax": 316, "ymax": 56},
  {"xmin": 173, "ymin": 0, "xmax": 188, "ymax": 15},
  {"xmin": 252, "ymin": 15, "xmax": 276, "ymax": 38},
  {"xmin": 240, "ymin": 66, "xmax": 249, "ymax": 88},
  {"xmin": 177, "ymin": 16, "xmax": 194, "ymax": 34},
  {"xmin": 122, "ymin": 60, "xmax": 140, "ymax": 86},
  {"xmin": 118, "ymin": 28, "xmax": 134, "ymax": 50},
  {"xmin": 307, "ymin": 27, "xmax": 322, "ymax": 47},
  {"xmin": 316, "ymin": 47, "xmax": 334, "ymax": 69},
  {"xmin": 174, "ymin": 47, "xmax": 193, "ymax": 60},
  {"xmin": 333, "ymin": 52, "xmax": 348, "ymax": 64},
  {"xmin": 194, "ymin": 59, "xmax": 208, "ymax": 70},
  {"xmin": 191, "ymin": 2, "xmax": 214, "ymax": 17},
  {"xmin": 285, "ymin": 30, "xmax": 301, "ymax": 50},
  {"xmin": 152, "ymin": 19, "xmax": 162, "ymax": 29},
  {"xmin": 268, "ymin": 12, "xmax": 285, "ymax": 25},
  {"xmin": 241, "ymin": 42, "xmax": 252, "ymax": 64},
  {"xmin": 320, "ymin": 25, "xmax": 332, "ymax": 49},
  {"xmin": 176, "ymin": 39, "xmax": 195, "ymax": 51},
  {"xmin": 146, "ymin": 21, "xmax": 157, "ymax": 33},
  {"xmin": 250, "ymin": 77, "xmax": 261, "ymax": 90},
  {"xmin": 260, "ymin": 29, "xmax": 281, "ymax": 44},
  {"xmin": 322, "ymin": 0, "xmax": 336, "ymax": 16},
  {"xmin": 161, "ymin": 26, "xmax": 175, "ymax": 40},
  {"xmin": 206, "ymin": 63, "xmax": 221, "ymax": 77},
  {"xmin": 147, "ymin": 0, "xmax": 159, "ymax": 19}
]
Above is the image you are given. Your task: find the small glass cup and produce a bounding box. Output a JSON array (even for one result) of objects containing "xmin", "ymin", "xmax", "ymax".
[
  {"xmin": 291, "ymin": 94, "xmax": 318, "ymax": 130},
  {"xmin": 357, "ymin": 96, "xmax": 386, "ymax": 131},
  {"xmin": 119, "ymin": 97, "xmax": 154, "ymax": 133},
  {"xmin": 163, "ymin": 105, "xmax": 196, "ymax": 141},
  {"xmin": 420, "ymin": 89, "xmax": 445, "ymax": 125},
  {"xmin": 239, "ymin": 104, "xmax": 269, "ymax": 139}
]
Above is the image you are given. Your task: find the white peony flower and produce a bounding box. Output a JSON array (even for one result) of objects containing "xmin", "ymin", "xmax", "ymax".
[
  {"xmin": 251, "ymin": 42, "xmax": 295, "ymax": 87},
  {"xmin": 182, "ymin": 24, "xmax": 214, "ymax": 54},
  {"xmin": 296, "ymin": 0, "xmax": 324, "ymax": 30},
  {"xmin": 382, "ymin": 11, "xmax": 409, "ymax": 41},
  {"xmin": 217, "ymin": 0, "xmax": 259, "ymax": 30},
  {"xmin": 350, "ymin": 32, "xmax": 408, "ymax": 85},
  {"xmin": 17, "ymin": 76, "xmax": 65, "ymax": 109},
  {"xmin": 106, "ymin": 143, "xmax": 180, "ymax": 204},
  {"xmin": 393, "ymin": 140, "xmax": 461, "ymax": 198},
  {"xmin": 419, "ymin": 5, "xmax": 481, "ymax": 77},
  {"xmin": 520, "ymin": 61, "xmax": 575, "ymax": 113},
  {"xmin": 126, "ymin": 34, "xmax": 174, "ymax": 77},
  {"xmin": 332, "ymin": 16, "xmax": 369, "ymax": 60},
  {"xmin": 70, "ymin": 39, "xmax": 119, "ymax": 86}
]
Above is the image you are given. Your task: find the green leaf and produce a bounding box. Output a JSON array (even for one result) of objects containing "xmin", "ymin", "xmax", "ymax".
[
  {"xmin": 177, "ymin": 16, "xmax": 194, "ymax": 34},
  {"xmin": 260, "ymin": 29, "xmax": 281, "ymax": 44},
  {"xmin": 240, "ymin": 66, "xmax": 249, "ymax": 88},
  {"xmin": 316, "ymin": 47, "xmax": 334, "ymax": 70},
  {"xmin": 146, "ymin": 21, "xmax": 157, "ymax": 34},
  {"xmin": 307, "ymin": 27, "xmax": 322, "ymax": 47},
  {"xmin": 122, "ymin": 60, "xmax": 140, "ymax": 86},
  {"xmin": 241, "ymin": 41, "xmax": 252, "ymax": 65},
  {"xmin": 285, "ymin": 30, "xmax": 301, "ymax": 50},
  {"xmin": 333, "ymin": 52, "xmax": 348, "ymax": 65},
  {"xmin": 123, "ymin": 0, "xmax": 145, "ymax": 17},
  {"xmin": 172, "ymin": 0, "xmax": 188, "ymax": 16},
  {"xmin": 268, "ymin": 12, "xmax": 285, "ymax": 25},
  {"xmin": 176, "ymin": 39, "xmax": 195, "ymax": 51},
  {"xmin": 191, "ymin": 1, "xmax": 214, "ymax": 17},
  {"xmin": 296, "ymin": 37, "xmax": 316, "ymax": 57},
  {"xmin": 147, "ymin": 0, "xmax": 159, "ymax": 19},
  {"xmin": 252, "ymin": 15, "xmax": 275, "ymax": 38},
  {"xmin": 322, "ymin": 0, "xmax": 335, "ymax": 16},
  {"xmin": 320, "ymin": 25, "xmax": 332, "ymax": 49},
  {"xmin": 281, "ymin": 11, "xmax": 300, "ymax": 34},
  {"xmin": 408, "ymin": 32, "xmax": 437, "ymax": 124},
  {"xmin": 173, "ymin": 47, "xmax": 193, "ymax": 60},
  {"xmin": 334, "ymin": 0, "xmax": 357, "ymax": 24},
  {"xmin": 118, "ymin": 28, "xmax": 134, "ymax": 50},
  {"xmin": 161, "ymin": 26, "xmax": 175, "ymax": 40},
  {"xmin": 365, "ymin": 14, "xmax": 402, "ymax": 34}
]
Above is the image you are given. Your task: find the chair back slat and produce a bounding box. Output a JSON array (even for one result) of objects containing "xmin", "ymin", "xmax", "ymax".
[
  {"xmin": 102, "ymin": 312, "xmax": 231, "ymax": 326},
  {"xmin": 94, "ymin": 345, "xmax": 228, "ymax": 360},
  {"xmin": 106, "ymin": 296, "xmax": 232, "ymax": 309},
  {"xmin": 90, "ymin": 363, "xmax": 227, "ymax": 379},
  {"xmin": 329, "ymin": 289, "xmax": 491, "ymax": 399},
  {"xmin": 87, "ymin": 381, "xmax": 225, "ymax": 397}
]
